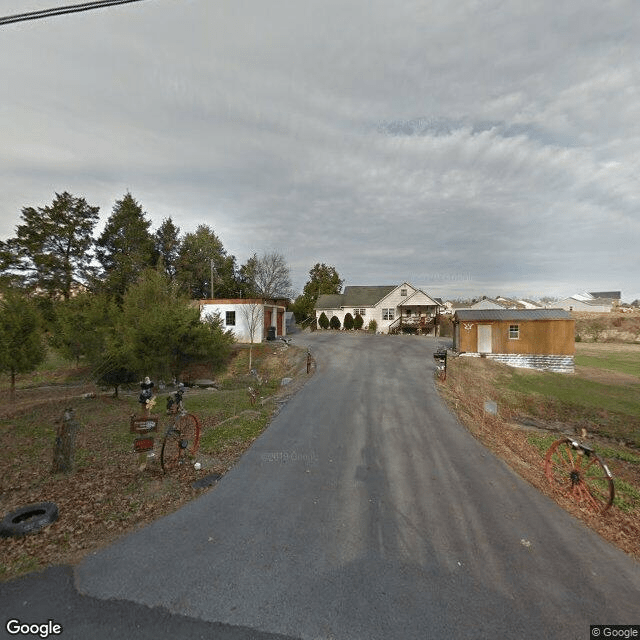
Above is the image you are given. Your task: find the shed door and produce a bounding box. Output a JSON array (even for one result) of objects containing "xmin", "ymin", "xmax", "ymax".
[{"xmin": 477, "ymin": 324, "xmax": 492, "ymax": 353}]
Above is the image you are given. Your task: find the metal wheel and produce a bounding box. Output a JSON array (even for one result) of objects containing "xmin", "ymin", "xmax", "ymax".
[
  {"xmin": 160, "ymin": 413, "xmax": 200, "ymax": 472},
  {"xmin": 544, "ymin": 438, "xmax": 614, "ymax": 513}
]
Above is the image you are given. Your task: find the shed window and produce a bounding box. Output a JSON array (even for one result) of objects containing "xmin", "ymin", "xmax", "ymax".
[
  {"xmin": 382, "ymin": 308, "xmax": 395, "ymax": 320},
  {"xmin": 225, "ymin": 311, "xmax": 236, "ymax": 326},
  {"xmin": 509, "ymin": 324, "xmax": 519, "ymax": 339}
]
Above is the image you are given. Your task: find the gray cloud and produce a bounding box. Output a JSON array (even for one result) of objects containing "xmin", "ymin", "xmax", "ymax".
[{"xmin": 1, "ymin": 0, "xmax": 639, "ymax": 300}]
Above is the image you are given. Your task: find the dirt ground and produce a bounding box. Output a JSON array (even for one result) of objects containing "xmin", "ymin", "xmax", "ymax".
[
  {"xmin": 0, "ymin": 343, "xmax": 312, "ymax": 582},
  {"xmin": 436, "ymin": 353, "xmax": 640, "ymax": 563}
]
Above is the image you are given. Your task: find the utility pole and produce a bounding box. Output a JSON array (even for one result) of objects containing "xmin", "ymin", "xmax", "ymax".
[{"xmin": 210, "ymin": 259, "xmax": 216, "ymax": 299}]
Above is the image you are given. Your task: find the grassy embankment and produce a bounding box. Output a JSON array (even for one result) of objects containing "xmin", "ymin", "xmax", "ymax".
[
  {"xmin": 437, "ymin": 326, "xmax": 640, "ymax": 561},
  {"xmin": 0, "ymin": 341, "xmax": 309, "ymax": 582}
]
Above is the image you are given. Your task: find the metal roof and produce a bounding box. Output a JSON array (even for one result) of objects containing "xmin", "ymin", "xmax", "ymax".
[{"xmin": 454, "ymin": 308, "xmax": 572, "ymax": 321}]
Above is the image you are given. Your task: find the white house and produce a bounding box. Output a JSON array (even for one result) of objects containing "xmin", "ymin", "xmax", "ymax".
[
  {"xmin": 199, "ymin": 298, "xmax": 287, "ymax": 343},
  {"xmin": 315, "ymin": 282, "xmax": 441, "ymax": 334},
  {"xmin": 554, "ymin": 295, "xmax": 615, "ymax": 313}
]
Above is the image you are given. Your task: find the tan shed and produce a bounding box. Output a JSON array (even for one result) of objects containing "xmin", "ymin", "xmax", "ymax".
[{"xmin": 453, "ymin": 309, "xmax": 575, "ymax": 373}]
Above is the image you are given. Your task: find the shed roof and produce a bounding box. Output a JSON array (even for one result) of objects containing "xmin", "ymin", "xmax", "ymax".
[{"xmin": 454, "ymin": 309, "xmax": 572, "ymax": 321}]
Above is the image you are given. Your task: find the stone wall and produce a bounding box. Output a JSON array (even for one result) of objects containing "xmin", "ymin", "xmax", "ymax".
[{"xmin": 460, "ymin": 353, "xmax": 575, "ymax": 374}]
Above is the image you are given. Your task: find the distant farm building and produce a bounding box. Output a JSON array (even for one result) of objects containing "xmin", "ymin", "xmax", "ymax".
[{"xmin": 453, "ymin": 308, "xmax": 575, "ymax": 373}]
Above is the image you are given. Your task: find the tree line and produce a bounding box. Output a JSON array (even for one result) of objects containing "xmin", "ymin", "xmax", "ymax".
[
  {"xmin": 0, "ymin": 191, "xmax": 297, "ymax": 398},
  {"xmin": 0, "ymin": 191, "xmax": 294, "ymax": 302}
]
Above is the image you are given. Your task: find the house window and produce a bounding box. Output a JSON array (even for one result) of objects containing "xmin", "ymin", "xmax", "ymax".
[
  {"xmin": 509, "ymin": 324, "xmax": 519, "ymax": 339},
  {"xmin": 400, "ymin": 289, "xmax": 407, "ymax": 296},
  {"xmin": 226, "ymin": 311, "xmax": 236, "ymax": 326},
  {"xmin": 382, "ymin": 308, "xmax": 395, "ymax": 320},
  {"xmin": 354, "ymin": 308, "xmax": 366, "ymax": 316}
]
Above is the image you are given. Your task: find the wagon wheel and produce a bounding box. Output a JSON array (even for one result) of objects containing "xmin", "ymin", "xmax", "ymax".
[
  {"xmin": 160, "ymin": 414, "xmax": 201, "ymax": 473},
  {"xmin": 544, "ymin": 438, "xmax": 614, "ymax": 513}
]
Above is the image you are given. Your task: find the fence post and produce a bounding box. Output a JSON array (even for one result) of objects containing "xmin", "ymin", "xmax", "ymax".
[{"xmin": 52, "ymin": 408, "xmax": 80, "ymax": 473}]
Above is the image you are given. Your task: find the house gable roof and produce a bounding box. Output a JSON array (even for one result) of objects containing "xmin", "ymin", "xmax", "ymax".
[
  {"xmin": 375, "ymin": 282, "xmax": 417, "ymax": 307},
  {"xmin": 399, "ymin": 289, "xmax": 439, "ymax": 306},
  {"xmin": 315, "ymin": 294, "xmax": 345, "ymax": 310},
  {"xmin": 342, "ymin": 285, "xmax": 397, "ymax": 306}
]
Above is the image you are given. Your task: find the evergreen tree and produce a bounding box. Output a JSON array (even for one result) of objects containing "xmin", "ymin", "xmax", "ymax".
[
  {"xmin": 0, "ymin": 289, "xmax": 45, "ymax": 401},
  {"xmin": 0, "ymin": 192, "xmax": 99, "ymax": 299},
  {"xmin": 175, "ymin": 225, "xmax": 237, "ymax": 299},
  {"xmin": 292, "ymin": 263, "xmax": 343, "ymax": 322},
  {"xmin": 51, "ymin": 293, "xmax": 119, "ymax": 366},
  {"xmin": 119, "ymin": 268, "xmax": 234, "ymax": 380},
  {"xmin": 343, "ymin": 312, "xmax": 354, "ymax": 330},
  {"xmin": 94, "ymin": 192, "xmax": 155, "ymax": 303},
  {"xmin": 153, "ymin": 217, "xmax": 181, "ymax": 280},
  {"xmin": 318, "ymin": 311, "xmax": 329, "ymax": 329}
]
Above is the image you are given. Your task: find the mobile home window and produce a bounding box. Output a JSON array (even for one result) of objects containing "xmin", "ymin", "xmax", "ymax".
[
  {"xmin": 382, "ymin": 308, "xmax": 395, "ymax": 320},
  {"xmin": 509, "ymin": 324, "xmax": 519, "ymax": 339},
  {"xmin": 226, "ymin": 311, "xmax": 236, "ymax": 326}
]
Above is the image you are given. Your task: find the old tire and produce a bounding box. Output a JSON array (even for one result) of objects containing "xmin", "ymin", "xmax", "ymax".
[{"xmin": 0, "ymin": 502, "xmax": 59, "ymax": 538}]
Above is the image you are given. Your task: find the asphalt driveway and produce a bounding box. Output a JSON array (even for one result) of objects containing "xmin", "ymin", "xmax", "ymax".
[{"xmin": 4, "ymin": 332, "xmax": 639, "ymax": 639}]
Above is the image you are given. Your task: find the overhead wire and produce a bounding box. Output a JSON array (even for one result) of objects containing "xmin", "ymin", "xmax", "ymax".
[{"xmin": 0, "ymin": 0, "xmax": 150, "ymax": 26}]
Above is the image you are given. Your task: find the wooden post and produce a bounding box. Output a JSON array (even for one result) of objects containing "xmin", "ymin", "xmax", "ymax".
[{"xmin": 52, "ymin": 408, "xmax": 80, "ymax": 473}]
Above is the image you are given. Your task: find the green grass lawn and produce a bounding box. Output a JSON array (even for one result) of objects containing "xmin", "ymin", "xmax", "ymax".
[
  {"xmin": 575, "ymin": 353, "xmax": 640, "ymax": 377},
  {"xmin": 508, "ymin": 372, "xmax": 640, "ymax": 417}
]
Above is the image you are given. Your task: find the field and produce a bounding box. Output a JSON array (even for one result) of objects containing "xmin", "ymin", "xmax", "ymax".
[
  {"xmin": 0, "ymin": 342, "xmax": 311, "ymax": 582},
  {"xmin": 437, "ymin": 340, "xmax": 640, "ymax": 561}
]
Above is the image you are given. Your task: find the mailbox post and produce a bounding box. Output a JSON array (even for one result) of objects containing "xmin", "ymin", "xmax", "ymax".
[
  {"xmin": 433, "ymin": 348, "xmax": 447, "ymax": 381},
  {"xmin": 132, "ymin": 377, "xmax": 158, "ymax": 470}
]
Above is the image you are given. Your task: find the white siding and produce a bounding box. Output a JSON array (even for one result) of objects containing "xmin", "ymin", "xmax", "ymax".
[
  {"xmin": 201, "ymin": 303, "xmax": 265, "ymax": 343},
  {"xmin": 375, "ymin": 283, "xmax": 417, "ymax": 333}
]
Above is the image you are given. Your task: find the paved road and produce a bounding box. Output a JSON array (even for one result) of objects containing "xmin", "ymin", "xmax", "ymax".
[{"xmin": 3, "ymin": 332, "xmax": 639, "ymax": 639}]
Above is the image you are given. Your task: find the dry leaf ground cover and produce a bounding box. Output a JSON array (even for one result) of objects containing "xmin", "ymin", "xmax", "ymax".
[
  {"xmin": 0, "ymin": 342, "xmax": 310, "ymax": 582},
  {"xmin": 436, "ymin": 341, "xmax": 640, "ymax": 562}
]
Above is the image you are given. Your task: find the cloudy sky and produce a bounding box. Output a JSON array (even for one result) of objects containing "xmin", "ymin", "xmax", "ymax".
[{"xmin": 1, "ymin": 0, "xmax": 639, "ymax": 300}]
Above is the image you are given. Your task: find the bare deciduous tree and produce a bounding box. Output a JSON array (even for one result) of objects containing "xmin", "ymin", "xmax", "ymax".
[
  {"xmin": 243, "ymin": 252, "xmax": 293, "ymax": 300},
  {"xmin": 239, "ymin": 301, "xmax": 263, "ymax": 372}
]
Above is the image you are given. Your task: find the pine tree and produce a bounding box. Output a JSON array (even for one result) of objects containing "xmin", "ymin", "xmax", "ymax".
[
  {"xmin": 94, "ymin": 192, "xmax": 154, "ymax": 303},
  {"xmin": 0, "ymin": 290, "xmax": 45, "ymax": 401},
  {"xmin": 1, "ymin": 192, "xmax": 99, "ymax": 299}
]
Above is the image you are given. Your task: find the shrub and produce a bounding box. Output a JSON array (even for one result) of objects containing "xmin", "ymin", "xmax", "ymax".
[
  {"xmin": 318, "ymin": 312, "xmax": 329, "ymax": 329},
  {"xmin": 354, "ymin": 313, "xmax": 364, "ymax": 330},
  {"xmin": 330, "ymin": 315, "xmax": 341, "ymax": 330},
  {"xmin": 368, "ymin": 319, "xmax": 377, "ymax": 333},
  {"xmin": 343, "ymin": 313, "xmax": 354, "ymax": 330}
]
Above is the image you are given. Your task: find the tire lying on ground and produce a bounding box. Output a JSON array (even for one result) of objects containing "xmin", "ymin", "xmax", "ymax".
[{"xmin": 0, "ymin": 502, "xmax": 59, "ymax": 538}]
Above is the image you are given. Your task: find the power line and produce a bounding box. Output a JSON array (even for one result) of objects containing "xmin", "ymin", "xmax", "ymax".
[{"xmin": 0, "ymin": 0, "xmax": 150, "ymax": 26}]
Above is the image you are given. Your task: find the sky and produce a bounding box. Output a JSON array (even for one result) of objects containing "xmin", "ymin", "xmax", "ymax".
[{"xmin": 1, "ymin": 0, "xmax": 639, "ymax": 301}]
